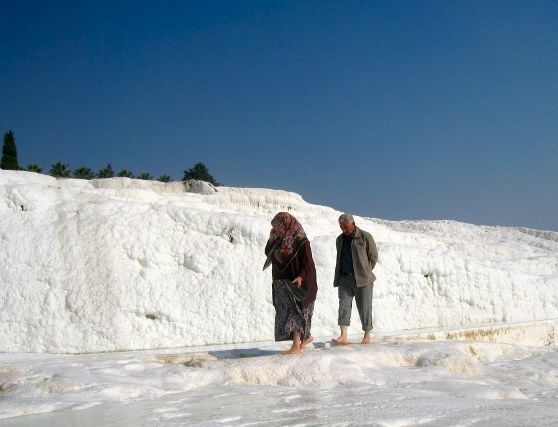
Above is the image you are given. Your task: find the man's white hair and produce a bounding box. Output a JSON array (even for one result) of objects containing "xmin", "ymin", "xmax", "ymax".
[{"xmin": 338, "ymin": 213, "xmax": 355, "ymax": 223}]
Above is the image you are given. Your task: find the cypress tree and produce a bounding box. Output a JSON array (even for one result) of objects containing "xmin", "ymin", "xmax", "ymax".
[{"xmin": 1, "ymin": 130, "xmax": 19, "ymax": 170}]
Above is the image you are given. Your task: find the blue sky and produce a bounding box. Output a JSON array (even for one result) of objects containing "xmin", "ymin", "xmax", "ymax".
[{"xmin": 1, "ymin": 1, "xmax": 557, "ymax": 230}]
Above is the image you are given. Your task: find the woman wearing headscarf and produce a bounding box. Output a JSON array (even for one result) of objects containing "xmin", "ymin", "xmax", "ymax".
[{"xmin": 264, "ymin": 212, "xmax": 318, "ymax": 355}]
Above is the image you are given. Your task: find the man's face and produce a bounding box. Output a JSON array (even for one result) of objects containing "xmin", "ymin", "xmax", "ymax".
[{"xmin": 339, "ymin": 220, "xmax": 356, "ymax": 236}]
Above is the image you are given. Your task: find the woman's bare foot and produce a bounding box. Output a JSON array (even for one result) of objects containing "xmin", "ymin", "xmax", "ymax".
[
  {"xmin": 331, "ymin": 336, "xmax": 349, "ymax": 346},
  {"xmin": 300, "ymin": 335, "xmax": 313, "ymax": 350},
  {"xmin": 360, "ymin": 332, "xmax": 372, "ymax": 344},
  {"xmin": 283, "ymin": 345, "xmax": 302, "ymax": 355}
]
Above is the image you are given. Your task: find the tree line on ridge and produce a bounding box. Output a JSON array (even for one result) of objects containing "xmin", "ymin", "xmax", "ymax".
[{"xmin": 1, "ymin": 130, "xmax": 220, "ymax": 186}]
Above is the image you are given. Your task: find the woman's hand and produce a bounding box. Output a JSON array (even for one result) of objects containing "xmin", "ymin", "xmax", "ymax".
[{"xmin": 292, "ymin": 276, "xmax": 303, "ymax": 288}]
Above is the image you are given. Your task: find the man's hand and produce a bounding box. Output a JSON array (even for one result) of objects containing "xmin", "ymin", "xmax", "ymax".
[
  {"xmin": 292, "ymin": 276, "xmax": 303, "ymax": 288},
  {"xmin": 269, "ymin": 229, "xmax": 279, "ymax": 241}
]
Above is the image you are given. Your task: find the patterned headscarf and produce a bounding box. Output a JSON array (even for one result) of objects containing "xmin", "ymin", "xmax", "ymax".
[{"xmin": 270, "ymin": 212, "xmax": 307, "ymax": 263}]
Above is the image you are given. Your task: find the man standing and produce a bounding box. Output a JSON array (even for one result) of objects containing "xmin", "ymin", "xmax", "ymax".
[{"xmin": 332, "ymin": 213, "xmax": 378, "ymax": 345}]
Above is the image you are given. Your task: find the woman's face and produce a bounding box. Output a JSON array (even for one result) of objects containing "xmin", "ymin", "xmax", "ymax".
[{"xmin": 273, "ymin": 224, "xmax": 286, "ymax": 237}]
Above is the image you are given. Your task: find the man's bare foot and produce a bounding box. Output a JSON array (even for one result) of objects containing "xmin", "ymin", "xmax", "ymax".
[
  {"xmin": 360, "ymin": 333, "xmax": 372, "ymax": 345},
  {"xmin": 331, "ymin": 336, "xmax": 349, "ymax": 346},
  {"xmin": 301, "ymin": 335, "xmax": 314, "ymax": 350},
  {"xmin": 283, "ymin": 345, "xmax": 302, "ymax": 355}
]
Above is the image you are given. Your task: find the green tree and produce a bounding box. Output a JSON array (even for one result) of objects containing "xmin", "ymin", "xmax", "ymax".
[
  {"xmin": 117, "ymin": 169, "xmax": 134, "ymax": 178},
  {"xmin": 158, "ymin": 174, "xmax": 172, "ymax": 182},
  {"xmin": 182, "ymin": 162, "xmax": 220, "ymax": 186},
  {"xmin": 50, "ymin": 162, "xmax": 70, "ymax": 178},
  {"xmin": 97, "ymin": 163, "xmax": 114, "ymax": 178},
  {"xmin": 73, "ymin": 167, "xmax": 95, "ymax": 179},
  {"xmin": 26, "ymin": 164, "xmax": 43, "ymax": 173},
  {"xmin": 1, "ymin": 130, "xmax": 19, "ymax": 170},
  {"xmin": 137, "ymin": 172, "xmax": 153, "ymax": 180}
]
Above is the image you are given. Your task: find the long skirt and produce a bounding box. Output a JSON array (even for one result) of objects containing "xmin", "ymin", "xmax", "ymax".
[{"xmin": 272, "ymin": 280, "xmax": 314, "ymax": 341}]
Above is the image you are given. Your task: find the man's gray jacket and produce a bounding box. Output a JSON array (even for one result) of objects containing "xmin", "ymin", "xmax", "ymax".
[{"xmin": 333, "ymin": 227, "xmax": 378, "ymax": 288}]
